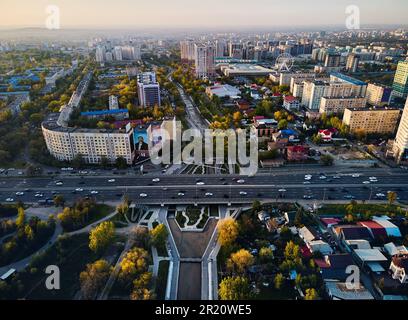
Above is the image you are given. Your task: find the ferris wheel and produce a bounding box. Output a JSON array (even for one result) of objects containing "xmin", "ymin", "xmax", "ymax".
[{"xmin": 276, "ymin": 53, "xmax": 294, "ymax": 72}]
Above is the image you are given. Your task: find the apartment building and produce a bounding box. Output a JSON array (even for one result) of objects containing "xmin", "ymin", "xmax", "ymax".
[
  {"xmin": 392, "ymin": 60, "xmax": 408, "ymax": 99},
  {"xmin": 320, "ymin": 96, "xmax": 367, "ymax": 114},
  {"xmin": 393, "ymin": 98, "xmax": 408, "ymax": 163},
  {"xmin": 42, "ymin": 113, "xmax": 135, "ymax": 164},
  {"xmin": 194, "ymin": 43, "xmax": 216, "ymax": 79},
  {"xmin": 366, "ymin": 83, "xmax": 392, "ymax": 106},
  {"xmin": 343, "ymin": 107, "xmax": 401, "ymax": 134},
  {"xmin": 302, "ymin": 80, "xmax": 355, "ymax": 110},
  {"xmin": 137, "ymin": 72, "xmax": 161, "ymax": 107},
  {"xmin": 180, "ymin": 39, "xmax": 195, "ymax": 62}
]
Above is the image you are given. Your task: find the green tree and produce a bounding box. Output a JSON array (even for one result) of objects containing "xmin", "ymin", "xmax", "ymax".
[
  {"xmin": 218, "ymin": 276, "xmax": 252, "ymax": 300},
  {"xmin": 115, "ymin": 156, "xmax": 128, "ymax": 169},
  {"xmin": 89, "ymin": 221, "xmax": 115, "ymax": 254},
  {"xmin": 251, "ymin": 200, "xmax": 262, "ymax": 213},
  {"xmin": 53, "ymin": 195, "xmax": 65, "ymax": 207},
  {"xmin": 278, "ymin": 119, "xmax": 288, "ymax": 130},
  {"xmin": 259, "ymin": 247, "xmax": 274, "ymax": 263},
  {"xmin": 320, "ymin": 154, "xmax": 334, "ymax": 166},
  {"xmin": 72, "ymin": 154, "xmax": 85, "ymax": 169}
]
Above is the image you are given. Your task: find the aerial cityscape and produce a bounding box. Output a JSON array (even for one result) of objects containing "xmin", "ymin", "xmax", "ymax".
[{"xmin": 1, "ymin": 0, "xmax": 408, "ymax": 307}]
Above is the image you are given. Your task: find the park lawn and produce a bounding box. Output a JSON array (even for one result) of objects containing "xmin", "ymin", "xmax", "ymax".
[
  {"xmin": 318, "ymin": 203, "xmax": 404, "ymax": 217},
  {"xmin": 86, "ymin": 204, "xmax": 115, "ymax": 225},
  {"xmin": 61, "ymin": 203, "xmax": 115, "ymax": 232},
  {"xmin": 156, "ymin": 260, "xmax": 170, "ymax": 300},
  {"xmin": 0, "ymin": 204, "xmax": 18, "ymax": 218},
  {"xmin": 0, "ymin": 224, "xmax": 55, "ymax": 267},
  {"xmin": 24, "ymin": 233, "xmax": 99, "ymax": 299}
]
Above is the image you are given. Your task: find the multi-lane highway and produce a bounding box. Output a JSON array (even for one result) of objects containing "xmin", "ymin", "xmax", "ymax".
[{"xmin": 1, "ymin": 168, "xmax": 408, "ymax": 204}]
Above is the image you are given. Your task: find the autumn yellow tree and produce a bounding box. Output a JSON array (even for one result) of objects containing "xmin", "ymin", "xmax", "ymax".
[
  {"xmin": 80, "ymin": 260, "xmax": 112, "ymax": 299},
  {"xmin": 227, "ymin": 249, "xmax": 254, "ymax": 274},
  {"xmin": 89, "ymin": 221, "xmax": 115, "ymax": 254},
  {"xmin": 217, "ymin": 218, "xmax": 239, "ymax": 247},
  {"xmin": 219, "ymin": 276, "xmax": 252, "ymax": 300},
  {"xmin": 119, "ymin": 247, "xmax": 149, "ymax": 283},
  {"xmin": 305, "ymin": 288, "xmax": 318, "ymax": 300}
]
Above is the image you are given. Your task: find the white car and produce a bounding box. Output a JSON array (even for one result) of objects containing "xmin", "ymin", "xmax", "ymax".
[
  {"xmin": 376, "ymin": 193, "xmax": 386, "ymax": 198},
  {"xmin": 205, "ymin": 192, "xmax": 213, "ymax": 197},
  {"xmin": 319, "ymin": 176, "xmax": 327, "ymax": 180},
  {"xmin": 239, "ymin": 191, "xmax": 248, "ymax": 196},
  {"xmin": 75, "ymin": 188, "xmax": 84, "ymax": 192},
  {"xmin": 369, "ymin": 177, "xmax": 377, "ymax": 180},
  {"xmin": 5, "ymin": 198, "xmax": 14, "ymax": 202},
  {"xmin": 362, "ymin": 181, "xmax": 371, "ymax": 185},
  {"xmin": 55, "ymin": 181, "xmax": 63, "ymax": 186},
  {"xmin": 352, "ymin": 174, "xmax": 361, "ymax": 178},
  {"xmin": 35, "ymin": 193, "xmax": 44, "ymax": 198},
  {"xmin": 108, "ymin": 179, "xmax": 116, "ymax": 183},
  {"xmin": 178, "ymin": 192, "xmax": 185, "ymax": 197},
  {"xmin": 237, "ymin": 179, "xmax": 245, "ymax": 184},
  {"xmin": 278, "ymin": 189, "xmax": 287, "ymax": 193},
  {"xmin": 152, "ymin": 178, "xmax": 161, "ymax": 183},
  {"xmin": 303, "ymin": 181, "xmax": 311, "ymax": 185},
  {"xmin": 91, "ymin": 191, "xmax": 99, "ymax": 195},
  {"xmin": 15, "ymin": 192, "xmax": 24, "ymax": 196},
  {"xmin": 139, "ymin": 193, "xmax": 148, "ymax": 198},
  {"xmin": 196, "ymin": 181, "xmax": 205, "ymax": 186}
]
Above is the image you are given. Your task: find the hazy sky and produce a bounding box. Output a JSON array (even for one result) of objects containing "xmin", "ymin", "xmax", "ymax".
[{"xmin": 1, "ymin": 0, "xmax": 407, "ymax": 29}]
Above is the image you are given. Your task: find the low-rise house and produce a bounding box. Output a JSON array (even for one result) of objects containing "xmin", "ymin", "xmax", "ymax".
[
  {"xmin": 372, "ymin": 217, "xmax": 402, "ymax": 238},
  {"xmin": 321, "ymin": 217, "xmax": 341, "ymax": 228},
  {"xmin": 353, "ymin": 249, "xmax": 388, "ymax": 273},
  {"xmin": 308, "ymin": 240, "xmax": 333, "ymax": 255},
  {"xmin": 384, "ymin": 243, "xmax": 408, "ymax": 257},
  {"xmin": 283, "ymin": 95, "xmax": 300, "ymax": 111},
  {"xmin": 286, "ymin": 145, "xmax": 310, "ymax": 162},
  {"xmin": 389, "ymin": 255, "xmax": 408, "ymax": 284},
  {"xmin": 320, "ymin": 254, "xmax": 356, "ymax": 281},
  {"xmin": 346, "ymin": 239, "xmax": 372, "ymax": 250},
  {"xmin": 205, "ymin": 84, "xmax": 241, "ymax": 99},
  {"xmin": 325, "ymin": 280, "xmax": 375, "ymax": 300},
  {"xmin": 334, "ymin": 225, "xmax": 373, "ymax": 243},
  {"xmin": 318, "ymin": 128, "xmax": 337, "ymax": 142},
  {"xmin": 358, "ymin": 221, "xmax": 388, "ymax": 240}
]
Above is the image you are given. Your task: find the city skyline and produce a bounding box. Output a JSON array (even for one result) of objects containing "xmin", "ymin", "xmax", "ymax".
[{"xmin": 1, "ymin": 0, "xmax": 408, "ymax": 29}]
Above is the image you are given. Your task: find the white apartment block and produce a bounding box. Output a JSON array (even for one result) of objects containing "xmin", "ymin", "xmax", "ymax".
[
  {"xmin": 393, "ymin": 97, "xmax": 408, "ymax": 163},
  {"xmin": 302, "ymin": 81, "xmax": 355, "ymax": 110},
  {"xmin": 320, "ymin": 96, "xmax": 367, "ymax": 114},
  {"xmin": 366, "ymin": 83, "xmax": 392, "ymax": 106},
  {"xmin": 42, "ymin": 114, "xmax": 135, "ymax": 165}
]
